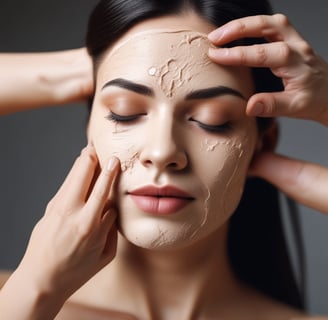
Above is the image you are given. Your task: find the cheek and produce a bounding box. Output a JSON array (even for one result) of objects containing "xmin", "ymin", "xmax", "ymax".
[
  {"xmin": 89, "ymin": 118, "xmax": 139, "ymax": 171},
  {"xmin": 192, "ymin": 135, "xmax": 255, "ymax": 229}
]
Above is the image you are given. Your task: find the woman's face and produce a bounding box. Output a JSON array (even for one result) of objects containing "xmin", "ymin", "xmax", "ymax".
[{"xmin": 88, "ymin": 14, "xmax": 258, "ymax": 250}]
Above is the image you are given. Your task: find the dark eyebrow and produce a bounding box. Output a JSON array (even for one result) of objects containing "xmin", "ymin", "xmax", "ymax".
[
  {"xmin": 101, "ymin": 78, "xmax": 154, "ymax": 97},
  {"xmin": 185, "ymin": 86, "xmax": 245, "ymax": 101}
]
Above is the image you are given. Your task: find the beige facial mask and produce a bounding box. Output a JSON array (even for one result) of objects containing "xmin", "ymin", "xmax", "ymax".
[
  {"xmin": 98, "ymin": 29, "xmax": 252, "ymax": 98},
  {"xmin": 104, "ymin": 29, "xmax": 215, "ymax": 98},
  {"xmin": 90, "ymin": 29, "xmax": 257, "ymax": 250}
]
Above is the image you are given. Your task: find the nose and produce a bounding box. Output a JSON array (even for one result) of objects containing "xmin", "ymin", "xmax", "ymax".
[{"xmin": 139, "ymin": 118, "xmax": 188, "ymax": 172}]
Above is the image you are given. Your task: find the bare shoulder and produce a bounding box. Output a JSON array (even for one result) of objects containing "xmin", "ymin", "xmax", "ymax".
[
  {"xmin": 234, "ymin": 286, "xmax": 307, "ymax": 320},
  {"xmin": 0, "ymin": 270, "xmax": 12, "ymax": 288}
]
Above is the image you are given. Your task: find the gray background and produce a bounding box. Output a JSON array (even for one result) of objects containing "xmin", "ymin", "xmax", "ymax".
[{"xmin": 0, "ymin": 0, "xmax": 327, "ymax": 315}]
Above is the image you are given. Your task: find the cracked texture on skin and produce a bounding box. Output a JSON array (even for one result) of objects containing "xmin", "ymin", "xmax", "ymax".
[
  {"xmin": 104, "ymin": 29, "xmax": 215, "ymax": 99},
  {"xmin": 189, "ymin": 140, "xmax": 246, "ymax": 239},
  {"xmin": 90, "ymin": 28, "xmax": 257, "ymax": 250},
  {"xmin": 148, "ymin": 33, "xmax": 213, "ymax": 98},
  {"xmin": 120, "ymin": 152, "xmax": 139, "ymax": 173}
]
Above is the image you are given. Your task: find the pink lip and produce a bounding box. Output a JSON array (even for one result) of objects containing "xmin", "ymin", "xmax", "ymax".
[{"xmin": 128, "ymin": 185, "xmax": 194, "ymax": 215}]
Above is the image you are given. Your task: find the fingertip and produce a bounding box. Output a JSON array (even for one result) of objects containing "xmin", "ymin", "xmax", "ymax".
[
  {"xmin": 106, "ymin": 156, "xmax": 120, "ymax": 172},
  {"xmin": 207, "ymin": 31, "xmax": 218, "ymax": 42},
  {"xmin": 247, "ymin": 102, "xmax": 265, "ymax": 117},
  {"xmin": 208, "ymin": 28, "xmax": 226, "ymax": 43}
]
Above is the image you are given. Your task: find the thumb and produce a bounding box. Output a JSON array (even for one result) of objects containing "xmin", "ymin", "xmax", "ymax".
[
  {"xmin": 249, "ymin": 152, "xmax": 328, "ymax": 214},
  {"xmin": 246, "ymin": 91, "xmax": 293, "ymax": 118}
]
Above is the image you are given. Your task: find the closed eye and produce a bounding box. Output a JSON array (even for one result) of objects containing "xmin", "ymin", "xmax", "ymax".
[
  {"xmin": 190, "ymin": 118, "xmax": 232, "ymax": 133},
  {"xmin": 106, "ymin": 111, "xmax": 145, "ymax": 123}
]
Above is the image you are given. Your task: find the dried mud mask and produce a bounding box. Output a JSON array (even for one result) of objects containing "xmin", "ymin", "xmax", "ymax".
[
  {"xmin": 101, "ymin": 29, "xmax": 218, "ymax": 99},
  {"xmin": 89, "ymin": 28, "xmax": 257, "ymax": 249}
]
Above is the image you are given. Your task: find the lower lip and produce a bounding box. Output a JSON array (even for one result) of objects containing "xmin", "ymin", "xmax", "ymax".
[{"xmin": 130, "ymin": 195, "xmax": 192, "ymax": 215}]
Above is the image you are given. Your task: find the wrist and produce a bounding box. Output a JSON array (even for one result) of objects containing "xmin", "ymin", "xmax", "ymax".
[
  {"xmin": 48, "ymin": 48, "xmax": 93, "ymax": 105},
  {"xmin": 0, "ymin": 48, "xmax": 93, "ymax": 115},
  {"xmin": 0, "ymin": 268, "xmax": 67, "ymax": 320}
]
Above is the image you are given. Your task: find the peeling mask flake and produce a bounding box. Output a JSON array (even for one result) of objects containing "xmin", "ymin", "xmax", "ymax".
[{"xmin": 103, "ymin": 29, "xmax": 216, "ymax": 99}]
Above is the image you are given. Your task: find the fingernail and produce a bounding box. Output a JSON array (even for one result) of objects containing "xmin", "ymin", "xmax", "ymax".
[
  {"xmin": 208, "ymin": 28, "xmax": 225, "ymax": 42},
  {"xmin": 107, "ymin": 157, "xmax": 118, "ymax": 171},
  {"xmin": 249, "ymin": 102, "xmax": 264, "ymax": 117}
]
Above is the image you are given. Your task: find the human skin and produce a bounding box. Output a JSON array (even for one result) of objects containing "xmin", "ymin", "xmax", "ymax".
[
  {"xmin": 64, "ymin": 13, "xmax": 304, "ymax": 320},
  {"xmin": 0, "ymin": 48, "xmax": 93, "ymax": 115},
  {"xmin": 207, "ymin": 14, "xmax": 328, "ymax": 214},
  {"xmin": 208, "ymin": 14, "xmax": 328, "ymax": 126},
  {"xmin": 2, "ymin": 11, "xmax": 328, "ymax": 320},
  {"xmin": 87, "ymin": 28, "xmax": 257, "ymax": 250}
]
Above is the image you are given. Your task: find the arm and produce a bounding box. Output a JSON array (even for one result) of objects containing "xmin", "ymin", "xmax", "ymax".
[
  {"xmin": 0, "ymin": 146, "xmax": 120, "ymax": 319},
  {"xmin": 0, "ymin": 48, "xmax": 93, "ymax": 116}
]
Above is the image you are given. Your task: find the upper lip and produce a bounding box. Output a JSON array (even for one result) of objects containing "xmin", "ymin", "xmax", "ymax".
[{"xmin": 128, "ymin": 185, "xmax": 194, "ymax": 199}]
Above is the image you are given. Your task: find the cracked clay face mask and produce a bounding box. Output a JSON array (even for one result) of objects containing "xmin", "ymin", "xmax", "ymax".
[{"xmin": 88, "ymin": 28, "xmax": 258, "ymax": 250}]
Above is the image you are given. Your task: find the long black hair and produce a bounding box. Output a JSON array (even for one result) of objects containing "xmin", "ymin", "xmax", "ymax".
[{"xmin": 86, "ymin": 0, "xmax": 305, "ymax": 310}]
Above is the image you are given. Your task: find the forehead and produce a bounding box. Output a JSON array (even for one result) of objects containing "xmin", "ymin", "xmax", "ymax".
[{"xmin": 97, "ymin": 30, "xmax": 253, "ymax": 98}]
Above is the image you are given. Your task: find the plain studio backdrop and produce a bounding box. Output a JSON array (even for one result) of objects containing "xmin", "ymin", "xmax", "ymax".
[{"xmin": 0, "ymin": 0, "xmax": 327, "ymax": 315}]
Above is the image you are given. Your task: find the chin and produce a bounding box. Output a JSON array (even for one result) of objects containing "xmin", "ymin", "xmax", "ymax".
[{"xmin": 117, "ymin": 208, "xmax": 230, "ymax": 251}]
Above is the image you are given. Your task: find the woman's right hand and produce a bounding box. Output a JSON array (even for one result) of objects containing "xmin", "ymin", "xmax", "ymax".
[{"xmin": 0, "ymin": 144, "xmax": 120, "ymax": 319}]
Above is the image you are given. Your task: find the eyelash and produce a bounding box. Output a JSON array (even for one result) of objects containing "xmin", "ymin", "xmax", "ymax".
[
  {"xmin": 106, "ymin": 112, "xmax": 232, "ymax": 133},
  {"xmin": 106, "ymin": 111, "xmax": 141, "ymax": 123},
  {"xmin": 190, "ymin": 119, "xmax": 232, "ymax": 133}
]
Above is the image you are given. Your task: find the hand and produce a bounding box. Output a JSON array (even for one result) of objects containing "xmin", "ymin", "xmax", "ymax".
[
  {"xmin": 208, "ymin": 14, "xmax": 328, "ymax": 126},
  {"xmin": 17, "ymin": 144, "xmax": 120, "ymax": 299},
  {"xmin": 249, "ymin": 152, "xmax": 328, "ymax": 214}
]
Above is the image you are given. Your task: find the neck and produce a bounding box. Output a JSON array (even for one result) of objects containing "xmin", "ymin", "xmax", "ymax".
[
  {"xmin": 74, "ymin": 223, "xmax": 242, "ymax": 320},
  {"xmin": 116, "ymin": 223, "xmax": 239, "ymax": 319}
]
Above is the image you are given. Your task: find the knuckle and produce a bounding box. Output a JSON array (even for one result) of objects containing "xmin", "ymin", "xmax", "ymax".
[
  {"xmin": 264, "ymin": 95, "xmax": 276, "ymax": 115},
  {"xmin": 278, "ymin": 42, "xmax": 292, "ymax": 63},
  {"xmin": 273, "ymin": 13, "xmax": 290, "ymax": 27},
  {"xmin": 235, "ymin": 20, "xmax": 247, "ymax": 36},
  {"xmin": 234, "ymin": 47, "xmax": 247, "ymax": 64},
  {"xmin": 254, "ymin": 45, "xmax": 268, "ymax": 64},
  {"xmin": 76, "ymin": 218, "xmax": 94, "ymax": 239},
  {"xmin": 255, "ymin": 15, "xmax": 268, "ymax": 29},
  {"xmin": 298, "ymin": 41, "xmax": 315, "ymax": 61}
]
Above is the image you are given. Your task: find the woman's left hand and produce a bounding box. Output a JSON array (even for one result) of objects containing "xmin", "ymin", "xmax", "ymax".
[
  {"xmin": 208, "ymin": 14, "xmax": 328, "ymax": 214},
  {"xmin": 208, "ymin": 14, "xmax": 328, "ymax": 126}
]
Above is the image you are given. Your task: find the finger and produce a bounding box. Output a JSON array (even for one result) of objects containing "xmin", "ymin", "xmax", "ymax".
[
  {"xmin": 208, "ymin": 41, "xmax": 293, "ymax": 68},
  {"xmin": 84, "ymin": 157, "xmax": 120, "ymax": 221},
  {"xmin": 250, "ymin": 152, "xmax": 328, "ymax": 214},
  {"xmin": 101, "ymin": 210, "xmax": 118, "ymax": 252},
  {"xmin": 208, "ymin": 14, "xmax": 303, "ymax": 45},
  {"xmin": 246, "ymin": 91, "xmax": 296, "ymax": 118},
  {"xmin": 101, "ymin": 226, "xmax": 118, "ymax": 265},
  {"xmin": 55, "ymin": 144, "xmax": 99, "ymax": 206}
]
